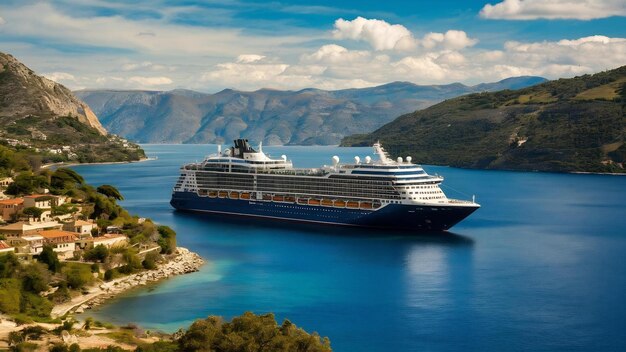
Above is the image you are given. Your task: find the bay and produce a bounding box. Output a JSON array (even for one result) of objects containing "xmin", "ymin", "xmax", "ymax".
[{"xmin": 72, "ymin": 144, "xmax": 626, "ymax": 352}]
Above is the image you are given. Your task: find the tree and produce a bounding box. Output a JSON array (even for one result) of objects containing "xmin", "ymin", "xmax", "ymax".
[
  {"xmin": 50, "ymin": 168, "xmax": 84, "ymax": 193},
  {"xmin": 83, "ymin": 244, "xmax": 109, "ymax": 263},
  {"xmin": 157, "ymin": 226, "xmax": 177, "ymax": 254},
  {"xmin": 20, "ymin": 262, "xmax": 50, "ymax": 293},
  {"xmin": 22, "ymin": 207, "xmax": 44, "ymax": 221},
  {"xmin": 96, "ymin": 185, "xmax": 124, "ymax": 200},
  {"xmin": 142, "ymin": 251, "xmax": 159, "ymax": 270},
  {"xmin": 63, "ymin": 263, "xmax": 93, "ymax": 289},
  {"xmin": 5, "ymin": 171, "xmax": 49, "ymax": 195},
  {"xmin": 38, "ymin": 245, "xmax": 61, "ymax": 273}
]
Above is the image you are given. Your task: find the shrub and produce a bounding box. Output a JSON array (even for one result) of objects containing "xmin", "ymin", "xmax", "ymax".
[
  {"xmin": 142, "ymin": 251, "xmax": 159, "ymax": 270},
  {"xmin": 63, "ymin": 263, "xmax": 93, "ymax": 290}
]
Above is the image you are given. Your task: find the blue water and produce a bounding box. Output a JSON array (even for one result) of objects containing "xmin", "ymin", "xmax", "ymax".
[{"xmin": 71, "ymin": 144, "xmax": 626, "ymax": 352}]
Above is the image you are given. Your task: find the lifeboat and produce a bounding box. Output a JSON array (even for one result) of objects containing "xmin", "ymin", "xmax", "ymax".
[
  {"xmin": 198, "ymin": 189, "xmax": 207, "ymax": 196},
  {"xmin": 297, "ymin": 198, "xmax": 308, "ymax": 205},
  {"xmin": 346, "ymin": 201, "xmax": 359, "ymax": 209},
  {"xmin": 273, "ymin": 195, "xmax": 285, "ymax": 202},
  {"xmin": 308, "ymin": 199, "xmax": 321, "ymax": 206},
  {"xmin": 240, "ymin": 192, "xmax": 251, "ymax": 200},
  {"xmin": 229, "ymin": 191, "xmax": 240, "ymax": 199},
  {"xmin": 208, "ymin": 191, "xmax": 218, "ymax": 198},
  {"xmin": 218, "ymin": 191, "xmax": 228, "ymax": 198},
  {"xmin": 373, "ymin": 202, "xmax": 382, "ymax": 209},
  {"xmin": 333, "ymin": 200, "xmax": 346, "ymax": 208},
  {"xmin": 321, "ymin": 199, "xmax": 333, "ymax": 207},
  {"xmin": 263, "ymin": 194, "xmax": 272, "ymax": 201},
  {"xmin": 285, "ymin": 196, "xmax": 295, "ymax": 203},
  {"xmin": 360, "ymin": 202, "xmax": 373, "ymax": 209}
]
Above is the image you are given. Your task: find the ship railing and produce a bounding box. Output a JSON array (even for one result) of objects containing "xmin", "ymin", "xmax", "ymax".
[{"xmin": 447, "ymin": 199, "xmax": 477, "ymax": 205}]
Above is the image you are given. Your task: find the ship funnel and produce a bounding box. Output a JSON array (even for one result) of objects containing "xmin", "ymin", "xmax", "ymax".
[
  {"xmin": 397, "ymin": 157, "xmax": 403, "ymax": 163},
  {"xmin": 332, "ymin": 155, "xmax": 340, "ymax": 166},
  {"xmin": 365, "ymin": 156, "xmax": 372, "ymax": 164},
  {"xmin": 406, "ymin": 156, "xmax": 412, "ymax": 163},
  {"xmin": 354, "ymin": 156, "xmax": 360, "ymax": 164}
]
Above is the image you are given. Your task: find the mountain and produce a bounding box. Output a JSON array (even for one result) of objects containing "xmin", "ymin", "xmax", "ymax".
[
  {"xmin": 341, "ymin": 66, "xmax": 626, "ymax": 173},
  {"xmin": 75, "ymin": 76, "xmax": 546, "ymax": 145},
  {"xmin": 0, "ymin": 52, "xmax": 144, "ymax": 164}
]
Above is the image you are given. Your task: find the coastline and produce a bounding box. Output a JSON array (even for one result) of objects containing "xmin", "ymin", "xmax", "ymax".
[
  {"xmin": 41, "ymin": 156, "xmax": 155, "ymax": 170},
  {"xmin": 51, "ymin": 247, "xmax": 204, "ymax": 318}
]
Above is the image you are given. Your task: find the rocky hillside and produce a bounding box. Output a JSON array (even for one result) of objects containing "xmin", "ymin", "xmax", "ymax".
[
  {"xmin": 0, "ymin": 52, "xmax": 106, "ymax": 134},
  {"xmin": 0, "ymin": 52, "xmax": 144, "ymax": 164},
  {"xmin": 75, "ymin": 76, "xmax": 545, "ymax": 145},
  {"xmin": 342, "ymin": 66, "xmax": 626, "ymax": 173}
]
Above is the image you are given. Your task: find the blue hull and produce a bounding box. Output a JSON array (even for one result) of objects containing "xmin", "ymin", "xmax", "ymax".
[{"xmin": 170, "ymin": 191, "xmax": 478, "ymax": 231}]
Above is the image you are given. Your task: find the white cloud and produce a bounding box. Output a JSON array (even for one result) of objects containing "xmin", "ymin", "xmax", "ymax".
[
  {"xmin": 332, "ymin": 17, "xmax": 416, "ymax": 51},
  {"xmin": 300, "ymin": 44, "xmax": 372, "ymax": 64},
  {"xmin": 422, "ymin": 30, "xmax": 478, "ymax": 50},
  {"xmin": 43, "ymin": 72, "xmax": 76, "ymax": 82},
  {"xmin": 0, "ymin": 16, "xmax": 5, "ymax": 26},
  {"xmin": 128, "ymin": 76, "xmax": 173, "ymax": 86},
  {"xmin": 480, "ymin": 0, "xmax": 626, "ymax": 20},
  {"xmin": 236, "ymin": 55, "xmax": 266, "ymax": 64}
]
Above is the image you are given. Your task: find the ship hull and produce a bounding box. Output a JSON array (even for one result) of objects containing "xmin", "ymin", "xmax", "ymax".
[{"xmin": 170, "ymin": 191, "xmax": 478, "ymax": 231}]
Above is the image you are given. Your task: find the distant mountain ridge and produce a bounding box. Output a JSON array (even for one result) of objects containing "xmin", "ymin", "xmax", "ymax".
[
  {"xmin": 342, "ymin": 66, "xmax": 626, "ymax": 173},
  {"xmin": 75, "ymin": 76, "xmax": 546, "ymax": 145}
]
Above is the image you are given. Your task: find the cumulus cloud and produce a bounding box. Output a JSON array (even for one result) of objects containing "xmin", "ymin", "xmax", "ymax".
[
  {"xmin": 127, "ymin": 76, "xmax": 173, "ymax": 86},
  {"xmin": 121, "ymin": 61, "xmax": 173, "ymax": 72},
  {"xmin": 421, "ymin": 30, "xmax": 478, "ymax": 50},
  {"xmin": 43, "ymin": 72, "xmax": 76, "ymax": 82},
  {"xmin": 480, "ymin": 0, "xmax": 626, "ymax": 20},
  {"xmin": 333, "ymin": 17, "xmax": 416, "ymax": 51},
  {"xmin": 236, "ymin": 55, "xmax": 266, "ymax": 64}
]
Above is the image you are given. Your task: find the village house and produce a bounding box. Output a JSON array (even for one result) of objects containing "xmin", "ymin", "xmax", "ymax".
[
  {"xmin": 22, "ymin": 194, "xmax": 68, "ymax": 222},
  {"xmin": 0, "ymin": 220, "xmax": 63, "ymax": 238},
  {"xmin": 7, "ymin": 234, "xmax": 44, "ymax": 255},
  {"xmin": 75, "ymin": 234, "xmax": 127, "ymax": 250},
  {"xmin": 0, "ymin": 198, "xmax": 24, "ymax": 222},
  {"xmin": 0, "ymin": 240, "xmax": 15, "ymax": 253},
  {"xmin": 63, "ymin": 219, "xmax": 95, "ymax": 237},
  {"xmin": 37, "ymin": 229, "xmax": 79, "ymax": 259},
  {"xmin": 0, "ymin": 177, "xmax": 13, "ymax": 188}
]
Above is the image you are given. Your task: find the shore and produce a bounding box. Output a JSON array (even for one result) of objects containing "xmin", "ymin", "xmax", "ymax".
[
  {"xmin": 41, "ymin": 156, "xmax": 155, "ymax": 170},
  {"xmin": 51, "ymin": 247, "xmax": 204, "ymax": 318}
]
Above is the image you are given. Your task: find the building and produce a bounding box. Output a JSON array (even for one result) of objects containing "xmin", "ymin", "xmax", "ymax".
[
  {"xmin": 8, "ymin": 234, "xmax": 44, "ymax": 255},
  {"xmin": 37, "ymin": 230, "xmax": 79, "ymax": 259},
  {"xmin": 63, "ymin": 219, "xmax": 95, "ymax": 237},
  {"xmin": 0, "ymin": 240, "xmax": 15, "ymax": 254},
  {"xmin": 22, "ymin": 195, "xmax": 68, "ymax": 222},
  {"xmin": 0, "ymin": 198, "xmax": 24, "ymax": 222},
  {"xmin": 76, "ymin": 234, "xmax": 127, "ymax": 250},
  {"xmin": 0, "ymin": 221, "xmax": 63, "ymax": 237},
  {"xmin": 0, "ymin": 177, "xmax": 13, "ymax": 188}
]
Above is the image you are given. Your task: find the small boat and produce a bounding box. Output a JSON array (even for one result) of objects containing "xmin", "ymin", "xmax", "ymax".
[
  {"xmin": 208, "ymin": 191, "xmax": 218, "ymax": 198},
  {"xmin": 229, "ymin": 191, "xmax": 240, "ymax": 199},
  {"xmin": 198, "ymin": 189, "xmax": 208, "ymax": 196},
  {"xmin": 297, "ymin": 198, "xmax": 309, "ymax": 205},
  {"xmin": 308, "ymin": 199, "xmax": 321, "ymax": 206},
  {"xmin": 218, "ymin": 191, "xmax": 228, "ymax": 198},
  {"xmin": 285, "ymin": 196, "xmax": 295, "ymax": 203},
  {"xmin": 273, "ymin": 195, "xmax": 285, "ymax": 202},
  {"xmin": 263, "ymin": 194, "xmax": 272, "ymax": 201},
  {"xmin": 333, "ymin": 200, "xmax": 346, "ymax": 208},
  {"xmin": 360, "ymin": 202, "xmax": 373, "ymax": 209},
  {"xmin": 346, "ymin": 201, "xmax": 359, "ymax": 209},
  {"xmin": 240, "ymin": 192, "xmax": 251, "ymax": 200},
  {"xmin": 321, "ymin": 199, "xmax": 333, "ymax": 207}
]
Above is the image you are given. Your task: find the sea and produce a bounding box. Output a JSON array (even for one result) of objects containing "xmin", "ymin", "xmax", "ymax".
[{"xmin": 71, "ymin": 144, "xmax": 626, "ymax": 352}]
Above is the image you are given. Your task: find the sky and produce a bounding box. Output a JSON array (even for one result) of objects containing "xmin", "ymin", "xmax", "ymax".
[{"xmin": 0, "ymin": 0, "xmax": 625, "ymax": 92}]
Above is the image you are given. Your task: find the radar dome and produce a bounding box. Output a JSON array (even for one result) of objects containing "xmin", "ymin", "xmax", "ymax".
[
  {"xmin": 397, "ymin": 157, "xmax": 403, "ymax": 163},
  {"xmin": 365, "ymin": 156, "xmax": 372, "ymax": 164},
  {"xmin": 281, "ymin": 155, "xmax": 287, "ymax": 161},
  {"xmin": 406, "ymin": 156, "xmax": 412, "ymax": 163},
  {"xmin": 354, "ymin": 156, "xmax": 360, "ymax": 164},
  {"xmin": 332, "ymin": 156, "xmax": 340, "ymax": 166}
]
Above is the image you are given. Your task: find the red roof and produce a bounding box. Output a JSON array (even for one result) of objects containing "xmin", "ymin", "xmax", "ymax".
[
  {"xmin": 0, "ymin": 241, "xmax": 12, "ymax": 250},
  {"xmin": 37, "ymin": 229, "xmax": 79, "ymax": 240},
  {"xmin": 0, "ymin": 198, "xmax": 24, "ymax": 205}
]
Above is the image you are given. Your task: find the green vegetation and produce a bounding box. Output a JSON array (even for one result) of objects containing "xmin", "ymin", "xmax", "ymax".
[{"xmin": 342, "ymin": 65, "xmax": 626, "ymax": 173}]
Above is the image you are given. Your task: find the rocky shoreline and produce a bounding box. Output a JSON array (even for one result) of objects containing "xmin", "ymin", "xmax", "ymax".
[{"xmin": 52, "ymin": 247, "xmax": 204, "ymax": 317}]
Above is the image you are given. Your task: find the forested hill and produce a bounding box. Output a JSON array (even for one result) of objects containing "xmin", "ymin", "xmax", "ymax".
[{"xmin": 342, "ymin": 66, "xmax": 626, "ymax": 173}]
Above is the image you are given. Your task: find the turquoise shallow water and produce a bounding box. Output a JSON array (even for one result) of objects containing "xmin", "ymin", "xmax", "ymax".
[{"xmin": 72, "ymin": 144, "xmax": 626, "ymax": 352}]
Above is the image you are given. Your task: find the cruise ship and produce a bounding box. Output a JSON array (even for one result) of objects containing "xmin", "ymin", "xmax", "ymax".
[{"xmin": 170, "ymin": 139, "xmax": 480, "ymax": 231}]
